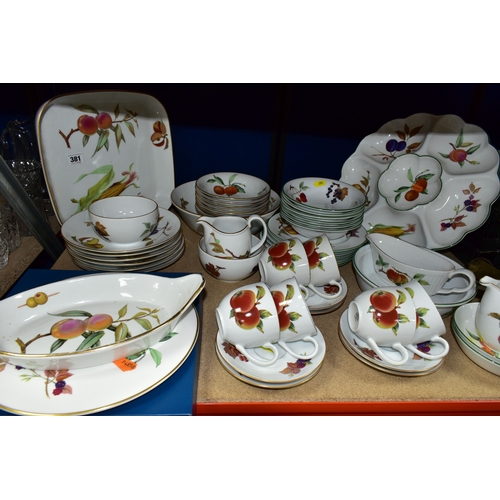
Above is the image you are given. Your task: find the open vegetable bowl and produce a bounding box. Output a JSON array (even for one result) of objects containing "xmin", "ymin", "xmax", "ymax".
[{"xmin": 0, "ymin": 273, "xmax": 205, "ymax": 370}]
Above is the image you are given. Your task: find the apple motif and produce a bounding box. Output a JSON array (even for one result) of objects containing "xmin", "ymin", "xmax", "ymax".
[
  {"xmin": 278, "ymin": 309, "xmax": 291, "ymax": 331},
  {"xmin": 234, "ymin": 306, "xmax": 261, "ymax": 330},
  {"xmin": 372, "ymin": 308, "xmax": 399, "ymax": 329},
  {"xmin": 271, "ymin": 251, "xmax": 293, "ymax": 270},
  {"xmin": 304, "ymin": 240, "xmax": 316, "ymax": 257},
  {"xmin": 268, "ymin": 241, "xmax": 289, "ymax": 259},
  {"xmin": 386, "ymin": 268, "xmax": 409, "ymax": 285},
  {"xmin": 272, "ymin": 290, "xmax": 285, "ymax": 314},
  {"xmin": 230, "ymin": 289, "xmax": 256, "ymax": 313},
  {"xmin": 369, "ymin": 290, "xmax": 397, "ymax": 313}
]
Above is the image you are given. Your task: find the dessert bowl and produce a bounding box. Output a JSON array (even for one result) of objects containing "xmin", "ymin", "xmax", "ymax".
[
  {"xmin": 0, "ymin": 273, "xmax": 205, "ymax": 370},
  {"xmin": 198, "ymin": 235, "xmax": 263, "ymax": 282},
  {"xmin": 172, "ymin": 180, "xmax": 279, "ymax": 234}
]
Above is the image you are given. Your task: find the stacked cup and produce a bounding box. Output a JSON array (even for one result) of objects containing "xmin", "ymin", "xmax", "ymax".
[
  {"xmin": 259, "ymin": 235, "xmax": 345, "ymax": 303},
  {"xmin": 347, "ymin": 280, "xmax": 449, "ymax": 367},
  {"xmin": 216, "ymin": 277, "xmax": 321, "ymax": 370}
]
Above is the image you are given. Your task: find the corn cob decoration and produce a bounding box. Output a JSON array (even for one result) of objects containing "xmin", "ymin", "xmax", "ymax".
[
  {"xmin": 367, "ymin": 223, "xmax": 416, "ymax": 238},
  {"xmin": 97, "ymin": 170, "xmax": 139, "ymax": 200}
]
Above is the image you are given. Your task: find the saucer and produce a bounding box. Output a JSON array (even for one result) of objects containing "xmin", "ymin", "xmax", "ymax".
[
  {"xmin": 0, "ymin": 306, "xmax": 199, "ymax": 415},
  {"xmin": 215, "ymin": 327, "xmax": 326, "ymax": 385},
  {"xmin": 452, "ymin": 302, "xmax": 500, "ymax": 376},
  {"xmin": 338, "ymin": 309, "xmax": 444, "ymax": 376},
  {"xmin": 352, "ymin": 244, "xmax": 476, "ymax": 315},
  {"xmin": 215, "ymin": 348, "xmax": 323, "ymax": 389},
  {"xmin": 62, "ymin": 207, "xmax": 182, "ymax": 254},
  {"xmin": 306, "ymin": 277, "xmax": 348, "ymax": 314}
]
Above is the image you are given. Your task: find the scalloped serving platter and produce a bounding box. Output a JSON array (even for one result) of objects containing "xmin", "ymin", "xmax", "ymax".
[
  {"xmin": 341, "ymin": 113, "xmax": 500, "ymax": 250},
  {"xmin": 36, "ymin": 91, "xmax": 175, "ymax": 225}
]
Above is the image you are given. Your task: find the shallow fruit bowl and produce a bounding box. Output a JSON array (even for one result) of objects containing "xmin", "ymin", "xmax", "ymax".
[
  {"xmin": 0, "ymin": 273, "xmax": 205, "ymax": 371},
  {"xmin": 198, "ymin": 235, "xmax": 263, "ymax": 282},
  {"xmin": 172, "ymin": 180, "xmax": 279, "ymax": 234}
]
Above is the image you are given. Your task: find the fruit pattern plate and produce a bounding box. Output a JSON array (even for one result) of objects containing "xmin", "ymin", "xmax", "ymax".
[
  {"xmin": 341, "ymin": 113, "xmax": 500, "ymax": 250},
  {"xmin": 0, "ymin": 305, "xmax": 199, "ymax": 415},
  {"xmin": 36, "ymin": 91, "xmax": 175, "ymax": 225}
]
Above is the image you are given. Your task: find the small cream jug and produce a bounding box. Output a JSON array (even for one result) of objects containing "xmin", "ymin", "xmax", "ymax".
[
  {"xmin": 197, "ymin": 215, "xmax": 268, "ymax": 259},
  {"xmin": 475, "ymin": 276, "xmax": 500, "ymax": 352}
]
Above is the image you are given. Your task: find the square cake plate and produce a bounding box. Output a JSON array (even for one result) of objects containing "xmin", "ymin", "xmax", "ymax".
[{"xmin": 36, "ymin": 91, "xmax": 175, "ymax": 225}]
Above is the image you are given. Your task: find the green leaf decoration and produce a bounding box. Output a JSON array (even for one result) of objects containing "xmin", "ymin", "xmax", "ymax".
[
  {"xmin": 438, "ymin": 152, "xmax": 449, "ymax": 159},
  {"xmin": 114, "ymin": 103, "xmax": 120, "ymax": 119},
  {"xmin": 149, "ymin": 348, "xmax": 162, "ymax": 367},
  {"xmin": 285, "ymin": 284, "xmax": 294, "ymax": 301},
  {"xmin": 213, "ymin": 175, "xmax": 225, "ymax": 185},
  {"xmin": 394, "ymin": 186, "xmax": 411, "ymax": 193},
  {"xmin": 260, "ymin": 309, "xmax": 273, "ymax": 319},
  {"xmin": 288, "ymin": 322, "xmax": 298, "ymax": 333},
  {"xmin": 405, "ymin": 287, "xmax": 415, "ymax": 299},
  {"xmin": 397, "ymin": 290, "xmax": 406, "ymax": 305},
  {"xmin": 135, "ymin": 318, "xmax": 152, "ymax": 330},
  {"xmin": 407, "ymin": 169, "xmax": 414, "ymax": 182},
  {"xmin": 50, "ymin": 338, "xmax": 67, "ymax": 353},
  {"xmin": 416, "ymin": 307, "xmax": 429, "ymax": 317},
  {"xmin": 419, "ymin": 318, "xmax": 429, "ymax": 328},
  {"xmin": 291, "ymin": 254, "xmax": 302, "ymax": 261},
  {"xmin": 74, "ymin": 104, "xmax": 100, "ymax": 114},
  {"xmin": 82, "ymin": 134, "xmax": 89, "ymax": 147},
  {"xmin": 316, "ymin": 236, "xmax": 323, "ymax": 245},
  {"xmin": 115, "ymin": 323, "xmax": 129, "ymax": 342},
  {"xmin": 115, "ymin": 123, "xmax": 124, "ymax": 149},
  {"xmin": 160, "ymin": 331, "xmax": 178, "ymax": 342},
  {"xmin": 228, "ymin": 173, "xmax": 238, "ymax": 184},
  {"xmin": 77, "ymin": 331, "xmax": 105, "ymax": 351},
  {"xmin": 398, "ymin": 313, "xmax": 410, "ymax": 323},
  {"xmin": 117, "ymin": 304, "xmax": 128, "ymax": 318},
  {"xmin": 256, "ymin": 285, "xmax": 266, "ymax": 301},
  {"xmin": 73, "ymin": 164, "xmax": 116, "ymax": 214},
  {"xmin": 395, "ymin": 192, "xmax": 401, "ymax": 203},
  {"xmin": 92, "ymin": 129, "xmax": 110, "ymax": 157},
  {"xmin": 256, "ymin": 320, "xmax": 264, "ymax": 333},
  {"xmin": 455, "ymin": 129, "xmax": 464, "ymax": 148},
  {"xmin": 288, "ymin": 312, "xmax": 302, "ymax": 321},
  {"xmin": 48, "ymin": 310, "xmax": 92, "ymax": 318},
  {"xmin": 125, "ymin": 121, "xmax": 135, "ymax": 136},
  {"xmin": 466, "ymin": 144, "xmax": 481, "ymax": 155},
  {"xmin": 209, "ymin": 243, "xmax": 225, "ymax": 254}
]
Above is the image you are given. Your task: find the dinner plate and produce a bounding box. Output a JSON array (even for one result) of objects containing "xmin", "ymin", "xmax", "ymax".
[
  {"xmin": 36, "ymin": 91, "xmax": 175, "ymax": 225},
  {"xmin": 338, "ymin": 309, "xmax": 444, "ymax": 375},
  {"xmin": 352, "ymin": 244, "xmax": 477, "ymax": 316},
  {"xmin": 215, "ymin": 327, "xmax": 326, "ymax": 384},
  {"xmin": 61, "ymin": 207, "xmax": 181, "ymax": 254},
  {"xmin": 0, "ymin": 306, "xmax": 199, "ymax": 415},
  {"xmin": 341, "ymin": 113, "xmax": 500, "ymax": 250},
  {"xmin": 215, "ymin": 347, "xmax": 323, "ymax": 389}
]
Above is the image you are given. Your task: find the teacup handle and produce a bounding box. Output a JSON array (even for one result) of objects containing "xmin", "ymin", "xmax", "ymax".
[
  {"xmin": 435, "ymin": 269, "xmax": 476, "ymax": 295},
  {"xmin": 308, "ymin": 280, "xmax": 343, "ymax": 300},
  {"xmin": 278, "ymin": 335, "xmax": 319, "ymax": 360},
  {"xmin": 365, "ymin": 338, "xmax": 409, "ymax": 366},
  {"xmin": 405, "ymin": 336, "xmax": 449, "ymax": 360},
  {"xmin": 235, "ymin": 342, "xmax": 279, "ymax": 366},
  {"xmin": 247, "ymin": 215, "xmax": 268, "ymax": 254}
]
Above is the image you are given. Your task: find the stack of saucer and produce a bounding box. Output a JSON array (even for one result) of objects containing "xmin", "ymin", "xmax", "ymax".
[
  {"xmin": 61, "ymin": 207, "xmax": 185, "ymax": 272},
  {"xmin": 195, "ymin": 172, "xmax": 271, "ymax": 217},
  {"xmin": 279, "ymin": 177, "xmax": 366, "ymax": 241}
]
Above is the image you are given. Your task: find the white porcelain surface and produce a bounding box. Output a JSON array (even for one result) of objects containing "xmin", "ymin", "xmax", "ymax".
[
  {"xmin": 215, "ymin": 327, "xmax": 325, "ymax": 384},
  {"xmin": 352, "ymin": 244, "xmax": 477, "ymax": 316},
  {"xmin": 0, "ymin": 273, "xmax": 205, "ymax": 371},
  {"xmin": 474, "ymin": 276, "xmax": 500, "ymax": 352},
  {"xmin": 0, "ymin": 306, "xmax": 199, "ymax": 415},
  {"xmin": 198, "ymin": 235, "xmax": 262, "ymax": 282},
  {"xmin": 452, "ymin": 302, "xmax": 500, "ymax": 376},
  {"xmin": 339, "ymin": 309, "xmax": 444, "ymax": 376},
  {"xmin": 341, "ymin": 113, "xmax": 500, "ymax": 250},
  {"xmin": 36, "ymin": 91, "xmax": 175, "ymax": 225}
]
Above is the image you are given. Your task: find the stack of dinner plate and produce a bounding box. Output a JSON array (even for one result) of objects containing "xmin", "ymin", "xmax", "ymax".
[
  {"xmin": 195, "ymin": 171, "xmax": 271, "ymax": 217},
  {"xmin": 60, "ymin": 207, "xmax": 185, "ymax": 272},
  {"xmin": 279, "ymin": 177, "xmax": 366, "ymax": 241}
]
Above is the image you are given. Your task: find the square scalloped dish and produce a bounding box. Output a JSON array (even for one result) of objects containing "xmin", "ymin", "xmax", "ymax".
[
  {"xmin": 36, "ymin": 91, "xmax": 175, "ymax": 225},
  {"xmin": 341, "ymin": 113, "xmax": 500, "ymax": 250}
]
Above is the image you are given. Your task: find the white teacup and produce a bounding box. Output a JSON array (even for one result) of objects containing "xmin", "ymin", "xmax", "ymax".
[
  {"xmin": 216, "ymin": 282, "xmax": 280, "ymax": 366},
  {"xmin": 88, "ymin": 195, "xmax": 159, "ymax": 245},
  {"xmin": 348, "ymin": 286, "xmax": 417, "ymax": 366},
  {"xmin": 403, "ymin": 280, "xmax": 449, "ymax": 360},
  {"xmin": 303, "ymin": 234, "xmax": 343, "ymax": 300},
  {"xmin": 367, "ymin": 233, "xmax": 476, "ymax": 295},
  {"xmin": 270, "ymin": 277, "xmax": 319, "ymax": 360}
]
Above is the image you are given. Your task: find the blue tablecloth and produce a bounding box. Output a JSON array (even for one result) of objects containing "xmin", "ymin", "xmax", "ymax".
[{"xmin": 0, "ymin": 269, "xmax": 201, "ymax": 416}]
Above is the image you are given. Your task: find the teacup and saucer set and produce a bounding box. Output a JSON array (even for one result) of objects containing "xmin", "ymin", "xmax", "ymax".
[
  {"xmin": 214, "ymin": 278, "xmax": 326, "ymax": 388},
  {"xmin": 339, "ymin": 280, "xmax": 450, "ymax": 376}
]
